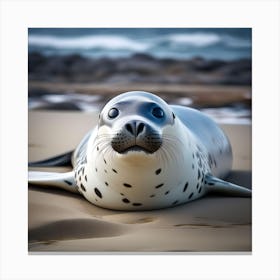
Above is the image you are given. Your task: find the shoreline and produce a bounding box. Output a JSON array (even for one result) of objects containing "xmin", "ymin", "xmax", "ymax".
[
  {"xmin": 29, "ymin": 81, "xmax": 251, "ymax": 107},
  {"xmin": 28, "ymin": 82, "xmax": 251, "ymax": 124}
]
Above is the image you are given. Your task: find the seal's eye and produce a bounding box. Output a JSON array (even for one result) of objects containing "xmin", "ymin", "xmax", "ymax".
[
  {"xmin": 152, "ymin": 107, "xmax": 164, "ymax": 118},
  {"xmin": 108, "ymin": 108, "xmax": 119, "ymax": 119}
]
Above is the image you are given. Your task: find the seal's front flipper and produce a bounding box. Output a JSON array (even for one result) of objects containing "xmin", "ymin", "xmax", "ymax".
[
  {"xmin": 28, "ymin": 151, "xmax": 73, "ymax": 167},
  {"xmin": 205, "ymin": 174, "xmax": 252, "ymax": 197},
  {"xmin": 28, "ymin": 171, "xmax": 78, "ymax": 193}
]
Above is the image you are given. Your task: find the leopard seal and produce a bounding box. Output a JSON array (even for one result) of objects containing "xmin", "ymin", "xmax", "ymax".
[{"xmin": 28, "ymin": 91, "xmax": 251, "ymax": 210}]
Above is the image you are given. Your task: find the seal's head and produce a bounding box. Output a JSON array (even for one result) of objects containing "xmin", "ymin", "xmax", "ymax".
[
  {"xmin": 98, "ymin": 91, "xmax": 176, "ymax": 156},
  {"xmin": 76, "ymin": 91, "xmax": 209, "ymax": 210}
]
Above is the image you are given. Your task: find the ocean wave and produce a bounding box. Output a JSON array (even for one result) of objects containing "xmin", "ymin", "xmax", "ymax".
[
  {"xmin": 29, "ymin": 32, "xmax": 251, "ymax": 50},
  {"xmin": 28, "ymin": 29, "xmax": 251, "ymax": 60},
  {"xmin": 28, "ymin": 35, "xmax": 150, "ymax": 51},
  {"xmin": 162, "ymin": 32, "xmax": 251, "ymax": 49},
  {"xmin": 163, "ymin": 33, "xmax": 221, "ymax": 47},
  {"xmin": 222, "ymin": 35, "xmax": 251, "ymax": 48}
]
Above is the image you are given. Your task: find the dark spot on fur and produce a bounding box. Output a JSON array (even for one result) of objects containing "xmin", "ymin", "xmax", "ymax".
[
  {"xmin": 132, "ymin": 203, "xmax": 142, "ymax": 206},
  {"xmin": 155, "ymin": 183, "xmax": 164, "ymax": 189},
  {"xmin": 165, "ymin": 191, "xmax": 170, "ymax": 195},
  {"xmin": 123, "ymin": 183, "xmax": 132, "ymax": 188},
  {"xmin": 122, "ymin": 198, "xmax": 130, "ymax": 203},
  {"xmin": 150, "ymin": 194, "xmax": 155, "ymax": 198},
  {"xmin": 112, "ymin": 168, "xmax": 118, "ymax": 173},
  {"xmin": 172, "ymin": 200, "xmax": 178, "ymax": 205},
  {"xmin": 103, "ymin": 158, "xmax": 107, "ymax": 164},
  {"xmin": 196, "ymin": 183, "xmax": 200, "ymax": 189},
  {"xmin": 95, "ymin": 168, "xmax": 98, "ymax": 172},
  {"xmin": 105, "ymin": 182, "xmax": 108, "ymax": 186},
  {"xmin": 104, "ymin": 169, "xmax": 107, "ymax": 173},
  {"xmin": 94, "ymin": 188, "xmax": 102, "ymax": 198},
  {"xmin": 79, "ymin": 176, "xmax": 81, "ymax": 181},
  {"xmin": 120, "ymin": 193, "xmax": 125, "ymax": 196},
  {"xmin": 214, "ymin": 158, "xmax": 217, "ymax": 167},
  {"xmin": 198, "ymin": 187, "xmax": 202, "ymax": 193},
  {"xmin": 192, "ymin": 164, "xmax": 194, "ymax": 169},
  {"xmin": 81, "ymin": 184, "xmax": 86, "ymax": 192},
  {"xmin": 183, "ymin": 182, "xmax": 189, "ymax": 192},
  {"xmin": 97, "ymin": 146, "xmax": 99, "ymax": 151},
  {"xmin": 155, "ymin": 168, "xmax": 161, "ymax": 175},
  {"xmin": 64, "ymin": 180, "xmax": 72, "ymax": 186},
  {"xmin": 207, "ymin": 182, "xmax": 214, "ymax": 186},
  {"xmin": 198, "ymin": 169, "xmax": 201, "ymax": 179},
  {"xmin": 188, "ymin": 192, "xmax": 194, "ymax": 199},
  {"xmin": 85, "ymin": 175, "xmax": 87, "ymax": 182}
]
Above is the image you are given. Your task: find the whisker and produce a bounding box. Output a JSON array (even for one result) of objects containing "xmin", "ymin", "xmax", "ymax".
[
  {"xmin": 158, "ymin": 135, "xmax": 184, "ymax": 168},
  {"xmin": 92, "ymin": 132, "xmax": 185, "ymax": 170}
]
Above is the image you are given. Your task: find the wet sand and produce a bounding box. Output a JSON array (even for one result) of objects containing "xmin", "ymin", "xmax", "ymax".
[{"xmin": 28, "ymin": 110, "xmax": 251, "ymax": 252}]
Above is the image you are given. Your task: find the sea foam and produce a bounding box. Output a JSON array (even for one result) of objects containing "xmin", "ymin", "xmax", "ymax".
[{"xmin": 28, "ymin": 35, "xmax": 150, "ymax": 51}]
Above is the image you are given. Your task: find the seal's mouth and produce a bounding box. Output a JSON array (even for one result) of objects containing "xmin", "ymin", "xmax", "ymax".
[
  {"xmin": 111, "ymin": 137, "xmax": 162, "ymax": 154},
  {"xmin": 119, "ymin": 145, "xmax": 158, "ymax": 154}
]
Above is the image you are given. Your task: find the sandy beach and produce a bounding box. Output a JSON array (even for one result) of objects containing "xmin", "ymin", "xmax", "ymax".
[{"xmin": 28, "ymin": 110, "xmax": 251, "ymax": 253}]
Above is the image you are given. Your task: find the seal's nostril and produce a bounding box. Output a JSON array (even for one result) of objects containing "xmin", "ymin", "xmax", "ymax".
[
  {"xmin": 125, "ymin": 121, "xmax": 145, "ymax": 136},
  {"xmin": 125, "ymin": 123, "xmax": 134, "ymax": 135},
  {"xmin": 136, "ymin": 122, "xmax": 145, "ymax": 136}
]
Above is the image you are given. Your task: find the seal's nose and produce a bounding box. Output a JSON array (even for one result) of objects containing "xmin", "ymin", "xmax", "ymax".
[
  {"xmin": 112, "ymin": 120, "xmax": 162, "ymax": 153},
  {"xmin": 125, "ymin": 121, "xmax": 145, "ymax": 137}
]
